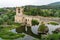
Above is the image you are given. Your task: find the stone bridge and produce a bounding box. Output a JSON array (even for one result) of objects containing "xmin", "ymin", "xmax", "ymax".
[
  {"xmin": 26, "ymin": 15, "xmax": 60, "ymax": 24},
  {"xmin": 39, "ymin": 17, "xmax": 60, "ymax": 24}
]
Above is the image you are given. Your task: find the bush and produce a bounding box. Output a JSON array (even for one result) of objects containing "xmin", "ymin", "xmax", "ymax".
[
  {"xmin": 40, "ymin": 33, "xmax": 60, "ymax": 40},
  {"xmin": 48, "ymin": 22, "xmax": 59, "ymax": 25},
  {"xmin": 0, "ymin": 18, "xmax": 4, "ymax": 25},
  {"xmin": 31, "ymin": 19, "xmax": 39, "ymax": 26},
  {"xmin": 38, "ymin": 23, "xmax": 48, "ymax": 33},
  {"xmin": 7, "ymin": 20, "xmax": 14, "ymax": 25},
  {"xmin": 0, "ymin": 31, "xmax": 25, "ymax": 39},
  {"xmin": 45, "ymin": 34, "xmax": 60, "ymax": 40}
]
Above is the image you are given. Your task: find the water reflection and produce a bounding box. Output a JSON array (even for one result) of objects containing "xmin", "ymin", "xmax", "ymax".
[
  {"xmin": 16, "ymin": 25, "xmax": 40, "ymax": 39},
  {"xmin": 15, "ymin": 33, "xmax": 35, "ymax": 40},
  {"xmin": 16, "ymin": 25, "xmax": 40, "ymax": 40},
  {"xmin": 11, "ymin": 29, "xmax": 17, "ymax": 33},
  {"xmin": 46, "ymin": 24, "xmax": 60, "ymax": 34},
  {"xmin": 16, "ymin": 24, "xmax": 60, "ymax": 40},
  {"xmin": 31, "ymin": 25, "xmax": 39, "ymax": 35}
]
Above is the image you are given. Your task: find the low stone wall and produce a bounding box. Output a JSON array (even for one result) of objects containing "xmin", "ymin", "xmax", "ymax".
[
  {"xmin": 39, "ymin": 17, "xmax": 60, "ymax": 24},
  {"xmin": 31, "ymin": 16, "xmax": 60, "ymax": 24}
]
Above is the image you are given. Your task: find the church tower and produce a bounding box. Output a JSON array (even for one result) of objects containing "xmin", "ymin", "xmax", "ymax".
[
  {"xmin": 15, "ymin": 7, "xmax": 24, "ymax": 23},
  {"xmin": 16, "ymin": 7, "xmax": 24, "ymax": 16}
]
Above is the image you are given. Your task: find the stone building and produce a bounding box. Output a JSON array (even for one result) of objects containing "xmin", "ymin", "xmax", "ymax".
[
  {"xmin": 15, "ymin": 7, "xmax": 40, "ymax": 26},
  {"xmin": 15, "ymin": 7, "xmax": 60, "ymax": 26}
]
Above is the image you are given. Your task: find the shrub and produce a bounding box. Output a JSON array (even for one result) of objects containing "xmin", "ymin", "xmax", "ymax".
[
  {"xmin": 7, "ymin": 20, "xmax": 14, "ymax": 25},
  {"xmin": 46, "ymin": 34, "xmax": 60, "ymax": 40},
  {"xmin": 0, "ymin": 31, "xmax": 25, "ymax": 39},
  {"xmin": 38, "ymin": 23, "xmax": 48, "ymax": 33},
  {"xmin": 31, "ymin": 19, "xmax": 39, "ymax": 26},
  {"xmin": 48, "ymin": 22, "xmax": 59, "ymax": 25},
  {"xmin": 40, "ymin": 33, "xmax": 60, "ymax": 40}
]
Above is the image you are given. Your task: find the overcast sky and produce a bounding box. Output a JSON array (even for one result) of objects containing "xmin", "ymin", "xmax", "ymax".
[{"xmin": 0, "ymin": 0, "xmax": 60, "ymax": 8}]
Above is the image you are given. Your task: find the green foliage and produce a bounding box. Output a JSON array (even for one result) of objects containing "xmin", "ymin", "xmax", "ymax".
[
  {"xmin": 2, "ymin": 15, "xmax": 9, "ymax": 22},
  {"xmin": 24, "ymin": 8, "xmax": 43, "ymax": 16},
  {"xmin": 31, "ymin": 19, "xmax": 39, "ymax": 26},
  {"xmin": 43, "ymin": 34, "xmax": 60, "ymax": 40},
  {"xmin": 48, "ymin": 22, "xmax": 59, "ymax": 25},
  {"xmin": 24, "ymin": 6, "xmax": 60, "ymax": 17},
  {"xmin": 0, "ymin": 8, "xmax": 16, "ymax": 25},
  {"xmin": 34, "ymin": 33, "xmax": 60, "ymax": 40},
  {"xmin": 38, "ymin": 24, "xmax": 48, "ymax": 33},
  {"xmin": 0, "ymin": 17, "xmax": 4, "ymax": 25},
  {"xmin": 0, "ymin": 8, "xmax": 25, "ymax": 40},
  {"xmin": 0, "ymin": 24, "xmax": 25, "ymax": 39},
  {"xmin": 7, "ymin": 20, "xmax": 14, "ymax": 25},
  {"xmin": 0, "ymin": 31, "xmax": 25, "ymax": 39},
  {"xmin": 0, "ymin": 8, "xmax": 6, "ymax": 12}
]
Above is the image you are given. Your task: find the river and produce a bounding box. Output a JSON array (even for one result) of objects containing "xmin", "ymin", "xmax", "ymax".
[{"xmin": 15, "ymin": 24, "xmax": 60, "ymax": 40}]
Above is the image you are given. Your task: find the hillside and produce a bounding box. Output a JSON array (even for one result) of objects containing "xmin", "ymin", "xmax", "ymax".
[
  {"xmin": 48, "ymin": 2, "xmax": 60, "ymax": 6},
  {"xmin": 24, "ymin": 2, "xmax": 60, "ymax": 9}
]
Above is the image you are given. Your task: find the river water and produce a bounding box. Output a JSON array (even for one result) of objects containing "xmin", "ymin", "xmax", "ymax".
[
  {"xmin": 31, "ymin": 24, "xmax": 60, "ymax": 34},
  {"xmin": 0, "ymin": 24, "xmax": 60, "ymax": 40},
  {"xmin": 15, "ymin": 24, "xmax": 60, "ymax": 40}
]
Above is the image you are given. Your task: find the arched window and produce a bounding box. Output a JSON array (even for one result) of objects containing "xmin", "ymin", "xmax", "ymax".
[
  {"xmin": 25, "ymin": 19, "xmax": 27, "ymax": 21},
  {"xmin": 25, "ymin": 19, "xmax": 27, "ymax": 24},
  {"xmin": 18, "ymin": 8, "xmax": 20, "ymax": 13}
]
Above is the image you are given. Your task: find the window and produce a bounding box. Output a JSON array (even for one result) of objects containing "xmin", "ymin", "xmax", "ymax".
[
  {"xmin": 24, "ymin": 19, "xmax": 27, "ymax": 24},
  {"xmin": 18, "ymin": 8, "xmax": 20, "ymax": 13},
  {"xmin": 25, "ymin": 19, "xmax": 27, "ymax": 21}
]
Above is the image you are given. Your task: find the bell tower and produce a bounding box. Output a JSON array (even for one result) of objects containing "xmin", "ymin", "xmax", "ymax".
[
  {"xmin": 16, "ymin": 7, "xmax": 24, "ymax": 16},
  {"xmin": 15, "ymin": 7, "xmax": 24, "ymax": 23}
]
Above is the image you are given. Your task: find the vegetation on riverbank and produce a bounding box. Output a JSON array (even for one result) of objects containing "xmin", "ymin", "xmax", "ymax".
[
  {"xmin": 0, "ymin": 7, "xmax": 60, "ymax": 40},
  {"xmin": 38, "ymin": 23, "xmax": 48, "ymax": 33},
  {"xmin": 0, "ymin": 8, "xmax": 25, "ymax": 40},
  {"xmin": 0, "ymin": 23, "xmax": 25, "ymax": 40},
  {"xmin": 0, "ymin": 31, "xmax": 24, "ymax": 39},
  {"xmin": 40, "ymin": 33, "xmax": 60, "ymax": 40},
  {"xmin": 24, "ymin": 7, "xmax": 60, "ymax": 17},
  {"xmin": 31, "ymin": 19, "xmax": 39, "ymax": 26},
  {"xmin": 48, "ymin": 22, "xmax": 59, "ymax": 25}
]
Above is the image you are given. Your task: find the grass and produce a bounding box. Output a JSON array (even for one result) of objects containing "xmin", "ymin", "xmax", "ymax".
[
  {"xmin": 38, "ymin": 33, "xmax": 60, "ymax": 40},
  {"xmin": 0, "ymin": 23, "xmax": 25, "ymax": 40},
  {"xmin": 48, "ymin": 22, "xmax": 59, "ymax": 25},
  {"xmin": 0, "ymin": 31, "xmax": 25, "ymax": 39}
]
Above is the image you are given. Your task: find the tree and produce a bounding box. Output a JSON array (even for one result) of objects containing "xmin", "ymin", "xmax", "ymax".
[
  {"xmin": 2, "ymin": 15, "xmax": 9, "ymax": 22},
  {"xmin": 31, "ymin": 19, "xmax": 39, "ymax": 26},
  {"xmin": 0, "ymin": 17, "xmax": 4, "ymax": 25},
  {"xmin": 54, "ymin": 12, "xmax": 60, "ymax": 17}
]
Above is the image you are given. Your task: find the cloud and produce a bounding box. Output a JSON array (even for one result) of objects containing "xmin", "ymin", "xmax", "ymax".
[{"xmin": 0, "ymin": 0, "xmax": 60, "ymax": 8}]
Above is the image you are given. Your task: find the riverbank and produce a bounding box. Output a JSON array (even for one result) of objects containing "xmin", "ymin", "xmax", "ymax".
[{"xmin": 0, "ymin": 23, "xmax": 25, "ymax": 40}]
